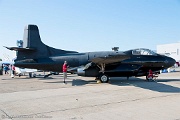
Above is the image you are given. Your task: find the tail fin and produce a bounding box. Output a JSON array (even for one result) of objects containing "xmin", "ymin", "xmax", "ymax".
[{"xmin": 15, "ymin": 25, "xmax": 77, "ymax": 60}]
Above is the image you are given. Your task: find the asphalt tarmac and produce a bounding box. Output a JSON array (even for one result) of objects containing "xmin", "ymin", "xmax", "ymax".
[{"xmin": 0, "ymin": 71, "xmax": 180, "ymax": 120}]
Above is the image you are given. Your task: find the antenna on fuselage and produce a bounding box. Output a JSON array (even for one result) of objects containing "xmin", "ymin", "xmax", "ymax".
[{"xmin": 112, "ymin": 47, "xmax": 119, "ymax": 51}]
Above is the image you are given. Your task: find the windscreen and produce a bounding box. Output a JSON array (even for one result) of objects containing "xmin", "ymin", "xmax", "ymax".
[{"xmin": 132, "ymin": 49, "xmax": 157, "ymax": 55}]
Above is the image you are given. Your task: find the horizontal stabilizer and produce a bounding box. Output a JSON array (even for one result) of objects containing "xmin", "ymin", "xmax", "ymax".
[{"xmin": 4, "ymin": 46, "xmax": 36, "ymax": 51}]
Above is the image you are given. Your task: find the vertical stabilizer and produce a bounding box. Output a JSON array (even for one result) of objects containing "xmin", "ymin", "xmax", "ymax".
[
  {"xmin": 15, "ymin": 24, "xmax": 77, "ymax": 60},
  {"xmin": 22, "ymin": 25, "xmax": 48, "ymax": 57}
]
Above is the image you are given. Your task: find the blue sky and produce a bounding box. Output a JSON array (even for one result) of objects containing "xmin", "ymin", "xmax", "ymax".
[{"xmin": 0, "ymin": 0, "xmax": 180, "ymax": 60}]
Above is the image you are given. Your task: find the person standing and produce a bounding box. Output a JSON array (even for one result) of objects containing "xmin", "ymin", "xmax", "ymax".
[
  {"xmin": 4, "ymin": 65, "xmax": 9, "ymax": 74},
  {"xmin": 62, "ymin": 61, "xmax": 68, "ymax": 83},
  {"xmin": 11, "ymin": 65, "xmax": 16, "ymax": 78}
]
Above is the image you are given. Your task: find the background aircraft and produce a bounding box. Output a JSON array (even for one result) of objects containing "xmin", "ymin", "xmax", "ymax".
[
  {"xmin": 15, "ymin": 67, "xmax": 37, "ymax": 78},
  {"xmin": 5, "ymin": 25, "xmax": 176, "ymax": 82}
]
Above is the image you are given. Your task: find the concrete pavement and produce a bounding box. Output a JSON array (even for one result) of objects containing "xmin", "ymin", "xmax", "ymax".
[{"xmin": 0, "ymin": 72, "xmax": 180, "ymax": 120}]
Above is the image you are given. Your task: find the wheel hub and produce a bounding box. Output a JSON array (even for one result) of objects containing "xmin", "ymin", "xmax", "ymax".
[{"xmin": 101, "ymin": 75, "xmax": 108, "ymax": 82}]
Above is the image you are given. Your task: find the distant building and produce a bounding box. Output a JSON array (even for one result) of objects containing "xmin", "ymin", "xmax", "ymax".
[{"xmin": 157, "ymin": 42, "xmax": 180, "ymax": 62}]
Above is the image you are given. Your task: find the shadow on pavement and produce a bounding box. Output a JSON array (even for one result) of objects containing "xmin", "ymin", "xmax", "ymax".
[
  {"xmin": 109, "ymin": 77, "xmax": 180, "ymax": 93},
  {"xmin": 72, "ymin": 79, "xmax": 97, "ymax": 86}
]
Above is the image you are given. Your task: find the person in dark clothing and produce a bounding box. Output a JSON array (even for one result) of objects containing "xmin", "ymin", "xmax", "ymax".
[{"xmin": 4, "ymin": 65, "xmax": 9, "ymax": 74}]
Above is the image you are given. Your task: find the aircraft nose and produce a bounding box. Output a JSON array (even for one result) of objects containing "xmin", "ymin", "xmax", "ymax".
[{"xmin": 164, "ymin": 56, "xmax": 176, "ymax": 68}]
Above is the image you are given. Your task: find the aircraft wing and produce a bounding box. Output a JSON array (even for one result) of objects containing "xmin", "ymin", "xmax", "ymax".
[{"xmin": 91, "ymin": 54, "xmax": 130, "ymax": 64}]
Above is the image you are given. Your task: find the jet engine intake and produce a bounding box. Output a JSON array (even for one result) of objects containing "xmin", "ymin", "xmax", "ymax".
[{"xmin": 77, "ymin": 67, "xmax": 99, "ymax": 77}]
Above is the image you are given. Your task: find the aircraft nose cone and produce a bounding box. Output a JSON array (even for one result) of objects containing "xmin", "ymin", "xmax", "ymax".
[{"xmin": 165, "ymin": 57, "xmax": 176, "ymax": 68}]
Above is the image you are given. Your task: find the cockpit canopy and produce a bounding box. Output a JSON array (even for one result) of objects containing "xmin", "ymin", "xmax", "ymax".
[{"xmin": 131, "ymin": 48, "xmax": 157, "ymax": 55}]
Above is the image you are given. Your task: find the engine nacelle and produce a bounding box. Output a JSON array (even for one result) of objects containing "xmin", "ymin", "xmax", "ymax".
[{"xmin": 77, "ymin": 67, "xmax": 99, "ymax": 77}]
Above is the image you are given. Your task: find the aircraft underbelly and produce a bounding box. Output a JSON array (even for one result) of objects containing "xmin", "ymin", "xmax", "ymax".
[{"xmin": 105, "ymin": 71, "xmax": 137, "ymax": 77}]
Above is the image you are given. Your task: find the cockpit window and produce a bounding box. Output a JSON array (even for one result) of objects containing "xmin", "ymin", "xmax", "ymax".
[{"xmin": 132, "ymin": 49, "xmax": 156, "ymax": 55}]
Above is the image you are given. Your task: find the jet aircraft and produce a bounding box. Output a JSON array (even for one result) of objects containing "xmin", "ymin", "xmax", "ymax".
[{"xmin": 5, "ymin": 25, "xmax": 176, "ymax": 83}]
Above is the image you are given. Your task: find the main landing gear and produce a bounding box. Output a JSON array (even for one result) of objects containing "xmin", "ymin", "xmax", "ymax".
[
  {"xmin": 99, "ymin": 74, "xmax": 109, "ymax": 83},
  {"xmin": 97, "ymin": 63, "xmax": 109, "ymax": 83}
]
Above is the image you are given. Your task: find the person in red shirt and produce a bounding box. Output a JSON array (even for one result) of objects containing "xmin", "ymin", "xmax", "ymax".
[
  {"xmin": 62, "ymin": 61, "xmax": 68, "ymax": 83},
  {"xmin": 11, "ymin": 65, "xmax": 16, "ymax": 78},
  {"xmin": 148, "ymin": 69, "xmax": 153, "ymax": 80}
]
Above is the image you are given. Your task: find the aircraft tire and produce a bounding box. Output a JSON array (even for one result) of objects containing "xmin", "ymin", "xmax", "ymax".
[
  {"xmin": 33, "ymin": 73, "xmax": 36, "ymax": 78},
  {"xmin": 99, "ymin": 74, "xmax": 109, "ymax": 83},
  {"xmin": 146, "ymin": 75, "xmax": 152, "ymax": 81},
  {"xmin": 18, "ymin": 74, "xmax": 21, "ymax": 77}
]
